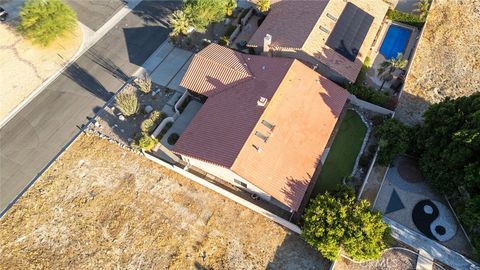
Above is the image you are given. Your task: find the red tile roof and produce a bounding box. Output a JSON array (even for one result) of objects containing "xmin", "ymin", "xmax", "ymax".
[{"xmin": 173, "ymin": 44, "xmax": 349, "ymax": 210}]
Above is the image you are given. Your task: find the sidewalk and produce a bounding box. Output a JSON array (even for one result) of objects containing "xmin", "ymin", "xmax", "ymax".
[
  {"xmin": 385, "ymin": 217, "xmax": 480, "ymax": 270},
  {"xmin": 0, "ymin": 0, "xmax": 143, "ymax": 128}
]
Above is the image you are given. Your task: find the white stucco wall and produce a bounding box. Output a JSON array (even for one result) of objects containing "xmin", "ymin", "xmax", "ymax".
[{"xmin": 181, "ymin": 155, "xmax": 272, "ymax": 201}]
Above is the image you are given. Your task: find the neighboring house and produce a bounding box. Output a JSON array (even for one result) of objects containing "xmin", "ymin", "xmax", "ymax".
[
  {"xmin": 248, "ymin": 0, "xmax": 389, "ymax": 84},
  {"xmin": 172, "ymin": 44, "xmax": 349, "ymax": 212}
]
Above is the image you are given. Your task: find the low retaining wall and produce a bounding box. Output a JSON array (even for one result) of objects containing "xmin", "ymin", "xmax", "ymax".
[
  {"xmin": 349, "ymin": 95, "xmax": 394, "ymax": 115},
  {"xmin": 143, "ymin": 151, "xmax": 302, "ymax": 234},
  {"xmin": 151, "ymin": 116, "xmax": 174, "ymax": 138}
]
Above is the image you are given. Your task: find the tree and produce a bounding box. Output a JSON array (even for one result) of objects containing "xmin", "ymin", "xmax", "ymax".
[
  {"xmin": 375, "ymin": 119, "xmax": 412, "ymax": 166},
  {"xmin": 256, "ymin": 0, "xmax": 270, "ymax": 13},
  {"xmin": 183, "ymin": 0, "xmax": 228, "ymax": 33},
  {"xmin": 416, "ymin": 0, "xmax": 430, "ymax": 21},
  {"xmin": 377, "ymin": 53, "xmax": 408, "ymax": 90},
  {"xmin": 169, "ymin": 10, "xmax": 190, "ymax": 37},
  {"xmin": 414, "ymin": 93, "xmax": 480, "ymax": 253},
  {"xmin": 18, "ymin": 0, "xmax": 77, "ymax": 47},
  {"xmin": 303, "ymin": 191, "xmax": 389, "ymax": 261}
]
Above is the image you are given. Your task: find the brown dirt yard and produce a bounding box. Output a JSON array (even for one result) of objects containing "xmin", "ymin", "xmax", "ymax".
[
  {"xmin": 0, "ymin": 134, "xmax": 329, "ymax": 269},
  {"xmin": 395, "ymin": 0, "xmax": 480, "ymax": 125},
  {"xmin": 0, "ymin": 23, "xmax": 82, "ymax": 122}
]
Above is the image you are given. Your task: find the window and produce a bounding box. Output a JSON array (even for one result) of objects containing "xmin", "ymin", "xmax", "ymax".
[
  {"xmin": 234, "ymin": 179, "xmax": 247, "ymax": 188},
  {"xmin": 261, "ymin": 119, "xmax": 275, "ymax": 130},
  {"xmin": 326, "ymin": 13, "xmax": 337, "ymax": 21},
  {"xmin": 319, "ymin": 26, "xmax": 330, "ymax": 34},
  {"xmin": 255, "ymin": 131, "xmax": 268, "ymax": 142}
]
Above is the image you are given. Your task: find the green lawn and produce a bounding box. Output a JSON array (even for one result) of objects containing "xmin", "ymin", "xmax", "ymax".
[{"xmin": 313, "ymin": 110, "xmax": 368, "ymax": 196}]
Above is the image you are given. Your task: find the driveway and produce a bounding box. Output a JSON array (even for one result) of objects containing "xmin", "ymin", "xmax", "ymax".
[{"xmin": 0, "ymin": 0, "xmax": 180, "ymax": 214}]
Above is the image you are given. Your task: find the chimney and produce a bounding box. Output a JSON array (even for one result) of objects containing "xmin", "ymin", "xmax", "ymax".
[
  {"xmin": 263, "ymin": 34, "xmax": 272, "ymax": 53},
  {"xmin": 257, "ymin": 96, "xmax": 268, "ymax": 107}
]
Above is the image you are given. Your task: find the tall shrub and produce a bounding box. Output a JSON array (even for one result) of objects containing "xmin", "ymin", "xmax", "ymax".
[
  {"xmin": 303, "ymin": 191, "xmax": 389, "ymax": 261},
  {"xmin": 375, "ymin": 119, "xmax": 411, "ymax": 166},
  {"xmin": 183, "ymin": 0, "xmax": 228, "ymax": 33},
  {"xmin": 115, "ymin": 86, "xmax": 139, "ymax": 117},
  {"xmin": 18, "ymin": 0, "xmax": 77, "ymax": 46}
]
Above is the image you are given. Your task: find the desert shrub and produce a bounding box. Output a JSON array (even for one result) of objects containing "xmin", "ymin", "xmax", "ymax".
[
  {"xmin": 138, "ymin": 134, "xmax": 158, "ymax": 151},
  {"xmin": 136, "ymin": 76, "xmax": 152, "ymax": 93},
  {"xmin": 149, "ymin": 110, "xmax": 165, "ymax": 122},
  {"xmin": 256, "ymin": 0, "xmax": 270, "ymax": 13},
  {"xmin": 18, "ymin": 0, "xmax": 77, "ymax": 46},
  {"xmin": 386, "ymin": 9, "xmax": 425, "ymax": 28},
  {"xmin": 140, "ymin": 119, "xmax": 155, "ymax": 133},
  {"xmin": 219, "ymin": 35, "xmax": 230, "ymax": 46},
  {"xmin": 115, "ymin": 86, "xmax": 139, "ymax": 116}
]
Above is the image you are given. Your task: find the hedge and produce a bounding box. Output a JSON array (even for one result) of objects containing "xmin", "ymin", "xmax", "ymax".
[
  {"xmin": 346, "ymin": 84, "xmax": 389, "ymax": 107},
  {"xmin": 386, "ymin": 9, "xmax": 425, "ymax": 28}
]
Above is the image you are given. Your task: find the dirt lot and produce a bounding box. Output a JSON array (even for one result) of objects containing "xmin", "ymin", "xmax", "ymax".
[
  {"xmin": 335, "ymin": 241, "xmax": 418, "ymax": 270},
  {"xmin": 395, "ymin": 0, "xmax": 480, "ymax": 125},
  {"xmin": 0, "ymin": 135, "xmax": 328, "ymax": 269},
  {"xmin": 0, "ymin": 23, "xmax": 82, "ymax": 122}
]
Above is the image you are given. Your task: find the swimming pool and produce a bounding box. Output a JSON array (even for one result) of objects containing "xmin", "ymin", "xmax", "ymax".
[{"xmin": 379, "ymin": 24, "xmax": 412, "ymax": 59}]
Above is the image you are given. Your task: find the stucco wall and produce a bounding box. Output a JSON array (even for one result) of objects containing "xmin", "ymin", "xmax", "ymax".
[{"xmin": 181, "ymin": 155, "xmax": 272, "ymax": 201}]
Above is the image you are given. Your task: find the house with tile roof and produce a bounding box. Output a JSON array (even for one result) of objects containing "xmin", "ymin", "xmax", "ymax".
[
  {"xmin": 172, "ymin": 44, "xmax": 350, "ymax": 212},
  {"xmin": 248, "ymin": 0, "xmax": 389, "ymax": 84}
]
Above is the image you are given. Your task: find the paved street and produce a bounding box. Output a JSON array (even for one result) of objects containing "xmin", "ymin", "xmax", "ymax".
[{"xmin": 0, "ymin": 0, "xmax": 180, "ymax": 214}]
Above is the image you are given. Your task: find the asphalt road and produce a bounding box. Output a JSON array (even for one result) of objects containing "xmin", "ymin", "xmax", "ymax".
[{"xmin": 0, "ymin": 0, "xmax": 180, "ymax": 214}]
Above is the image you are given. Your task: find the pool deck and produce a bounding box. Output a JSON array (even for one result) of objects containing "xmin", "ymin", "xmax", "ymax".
[{"xmin": 365, "ymin": 20, "xmax": 419, "ymax": 92}]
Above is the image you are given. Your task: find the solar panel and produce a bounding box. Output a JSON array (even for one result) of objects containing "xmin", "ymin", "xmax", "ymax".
[{"xmin": 326, "ymin": 2, "xmax": 374, "ymax": 62}]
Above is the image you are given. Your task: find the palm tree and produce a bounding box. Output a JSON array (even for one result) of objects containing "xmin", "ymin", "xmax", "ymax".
[
  {"xmin": 416, "ymin": 0, "xmax": 430, "ymax": 21},
  {"xmin": 169, "ymin": 10, "xmax": 190, "ymax": 37},
  {"xmin": 377, "ymin": 53, "xmax": 408, "ymax": 90}
]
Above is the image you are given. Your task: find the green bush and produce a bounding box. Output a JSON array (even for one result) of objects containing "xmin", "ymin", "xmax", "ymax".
[
  {"xmin": 346, "ymin": 84, "xmax": 389, "ymax": 108},
  {"xmin": 219, "ymin": 35, "xmax": 230, "ymax": 46},
  {"xmin": 375, "ymin": 119, "xmax": 412, "ymax": 166},
  {"xmin": 138, "ymin": 134, "xmax": 158, "ymax": 151},
  {"xmin": 386, "ymin": 9, "xmax": 425, "ymax": 28},
  {"xmin": 183, "ymin": 0, "xmax": 229, "ymax": 33},
  {"xmin": 18, "ymin": 0, "xmax": 77, "ymax": 46},
  {"xmin": 140, "ymin": 119, "xmax": 155, "ymax": 133},
  {"xmin": 303, "ymin": 191, "xmax": 390, "ymax": 261},
  {"xmin": 115, "ymin": 86, "xmax": 139, "ymax": 116}
]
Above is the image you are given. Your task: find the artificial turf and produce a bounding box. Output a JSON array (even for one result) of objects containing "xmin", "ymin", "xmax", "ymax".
[{"xmin": 312, "ymin": 110, "xmax": 367, "ymax": 196}]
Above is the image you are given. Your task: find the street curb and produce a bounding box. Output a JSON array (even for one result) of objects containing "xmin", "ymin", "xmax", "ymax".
[
  {"xmin": 0, "ymin": 22, "xmax": 87, "ymax": 129},
  {"xmin": 0, "ymin": 79, "xmax": 134, "ymax": 219}
]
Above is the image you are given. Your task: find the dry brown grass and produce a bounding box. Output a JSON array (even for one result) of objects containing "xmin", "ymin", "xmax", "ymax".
[
  {"xmin": 0, "ymin": 23, "xmax": 82, "ymax": 122},
  {"xmin": 396, "ymin": 0, "xmax": 480, "ymax": 125},
  {"xmin": 0, "ymin": 134, "xmax": 327, "ymax": 269}
]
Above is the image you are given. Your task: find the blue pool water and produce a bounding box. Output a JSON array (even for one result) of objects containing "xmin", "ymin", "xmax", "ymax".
[{"xmin": 380, "ymin": 25, "xmax": 411, "ymax": 59}]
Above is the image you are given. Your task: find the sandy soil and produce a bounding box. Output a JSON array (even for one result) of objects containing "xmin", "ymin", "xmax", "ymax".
[
  {"xmin": 335, "ymin": 247, "xmax": 417, "ymax": 270},
  {"xmin": 0, "ymin": 23, "xmax": 82, "ymax": 122},
  {"xmin": 0, "ymin": 134, "xmax": 328, "ymax": 269},
  {"xmin": 396, "ymin": 0, "xmax": 480, "ymax": 125}
]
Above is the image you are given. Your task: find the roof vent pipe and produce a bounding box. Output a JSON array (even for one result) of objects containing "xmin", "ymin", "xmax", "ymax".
[
  {"xmin": 263, "ymin": 34, "xmax": 272, "ymax": 53},
  {"xmin": 257, "ymin": 96, "xmax": 268, "ymax": 107}
]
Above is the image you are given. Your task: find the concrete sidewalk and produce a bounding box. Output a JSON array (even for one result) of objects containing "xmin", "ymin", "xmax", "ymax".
[{"xmin": 385, "ymin": 217, "xmax": 480, "ymax": 270}]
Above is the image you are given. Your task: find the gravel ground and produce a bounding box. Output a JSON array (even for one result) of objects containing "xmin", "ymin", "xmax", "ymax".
[
  {"xmin": 396, "ymin": 0, "xmax": 480, "ymax": 125},
  {"xmin": 0, "ymin": 23, "xmax": 82, "ymax": 122},
  {"xmin": 0, "ymin": 134, "xmax": 329, "ymax": 269}
]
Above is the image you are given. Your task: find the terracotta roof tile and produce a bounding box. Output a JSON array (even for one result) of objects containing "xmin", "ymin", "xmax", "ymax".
[{"xmin": 173, "ymin": 44, "xmax": 349, "ymax": 210}]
